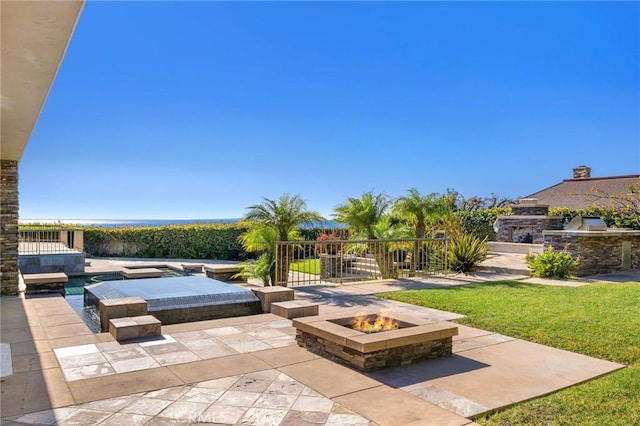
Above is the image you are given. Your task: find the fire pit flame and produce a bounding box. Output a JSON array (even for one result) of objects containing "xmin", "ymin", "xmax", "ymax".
[{"xmin": 352, "ymin": 312, "xmax": 399, "ymax": 333}]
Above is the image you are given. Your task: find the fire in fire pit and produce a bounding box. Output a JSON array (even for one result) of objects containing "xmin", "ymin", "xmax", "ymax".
[{"xmin": 351, "ymin": 312, "xmax": 399, "ymax": 333}]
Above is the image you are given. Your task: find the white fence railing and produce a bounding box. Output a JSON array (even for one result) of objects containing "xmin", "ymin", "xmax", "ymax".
[
  {"xmin": 275, "ymin": 238, "xmax": 449, "ymax": 287},
  {"xmin": 18, "ymin": 228, "xmax": 84, "ymax": 254}
]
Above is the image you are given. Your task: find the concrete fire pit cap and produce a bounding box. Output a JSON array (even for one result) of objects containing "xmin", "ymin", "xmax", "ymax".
[
  {"xmin": 292, "ymin": 309, "xmax": 458, "ymax": 354},
  {"xmin": 292, "ymin": 308, "xmax": 436, "ymax": 326}
]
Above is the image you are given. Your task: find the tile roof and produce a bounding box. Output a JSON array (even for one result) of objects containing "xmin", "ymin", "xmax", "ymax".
[{"xmin": 526, "ymin": 174, "xmax": 639, "ymax": 210}]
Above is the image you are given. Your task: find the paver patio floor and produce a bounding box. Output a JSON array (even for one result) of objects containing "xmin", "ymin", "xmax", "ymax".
[{"xmin": 0, "ymin": 270, "xmax": 626, "ymax": 425}]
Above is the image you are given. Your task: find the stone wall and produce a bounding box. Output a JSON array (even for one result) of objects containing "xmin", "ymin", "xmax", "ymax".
[
  {"xmin": 543, "ymin": 231, "xmax": 640, "ymax": 276},
  {"xmin": 496, "ymin": 216, "xmax": 564, "ymax": 244},
  {"xmin": 149, "ymin": 301, "xmax": 262, "ymax": 325},
  {"xmin": 18, "ymin": 253, "xmax": 86, "ymax": 275},
  {"xmin": 511, "ymin": 205, "xmax": 550, "ymax": 216},
  {"xmin": 1, "ymin": 160, "xmax": 19, "ymax": 296},
  {"xmin": 296, "ymin": 329, "xmax": 453, "ymax": 372}
]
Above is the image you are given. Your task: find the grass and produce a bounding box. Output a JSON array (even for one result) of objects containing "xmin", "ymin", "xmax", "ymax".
[
  {"xmin": 289, "ymin": 258, "xmax": 320, "ymax": 275},
  {"xmin": 378, "ymin": 281, "xmax": 640, "ymax": 425}
]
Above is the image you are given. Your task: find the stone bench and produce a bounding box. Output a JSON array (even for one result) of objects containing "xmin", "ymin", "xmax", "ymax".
[
  {"xmin": 251, "ymin": 286, "xmax": 295, "ymax": 313},
  {"xmin": 181, "ymin": 263, "xmax": 204, "ymax": 273},
  {"xmin": 109, "ymin": 315, "xmax": 161, "ymax": 341},
  {"xmin": 122, "ymin": 268, "xmax": 163, "ymax": 279},
  {"xmin": 22, "ymin": 272, "xmax": 68, "ymax": 297},
  {"xmin": 203, "ymin": 264, "xmax": 244, "ymax": 282},
  {"xmin": 271, "ymin": 300, "xmax": 320, "ymax": 319}
]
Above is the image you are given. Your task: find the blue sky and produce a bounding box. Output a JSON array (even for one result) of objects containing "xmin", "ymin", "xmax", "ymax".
[{"xmin": 19, "ymin": 1, "xmax": 640, "ymax": 220}]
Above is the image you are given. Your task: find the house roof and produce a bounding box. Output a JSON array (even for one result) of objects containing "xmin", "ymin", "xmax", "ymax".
[{"xmin": 526, "ymin": 174, "xmax": 640, "ymax": 210}]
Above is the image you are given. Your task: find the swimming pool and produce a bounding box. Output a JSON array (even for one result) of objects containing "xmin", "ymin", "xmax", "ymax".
[
  {"xmin": 85, "ymin": 276, "xmax": 262, "ymax": 326},
  {"xmin": 66, "ymin": 269, "xmax": 261, "ymax": 333},
  {"xmin": 65, "ymin": 267, "xmax": 187, "ymax": 332}
]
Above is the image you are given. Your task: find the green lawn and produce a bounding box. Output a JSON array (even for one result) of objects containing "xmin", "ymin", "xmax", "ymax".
[
  {"xmin": 378, "ymin": 281, "xmax": 640, "ymax": 425},
  {"xmin": 289, "ymin": 258, "xmax": 320, "ymax": 275}
]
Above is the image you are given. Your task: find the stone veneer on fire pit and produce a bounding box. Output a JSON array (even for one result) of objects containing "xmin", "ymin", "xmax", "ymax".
[{"xmin": 293, "ymin": 309, "xmax": 458, "ymax": 372}]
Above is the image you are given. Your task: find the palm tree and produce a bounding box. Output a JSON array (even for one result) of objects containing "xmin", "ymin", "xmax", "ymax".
[
  {"xmin": 392, "ymin": 188, "xmax": 450, "ymax": 275},
  {"xmin": 236, "ymin": 226, "xmax": 279, "ymax": 286},
  {"xmin": 333, "ymin": 191, "xmax": 391, "ymax": 239},
  {"xmin": 333, "ymin": 191, "xmax": 396, "ymax": 277},
  {"xmin": 243, "ymin": 194, "xmax": 324, "ymax": 286}
]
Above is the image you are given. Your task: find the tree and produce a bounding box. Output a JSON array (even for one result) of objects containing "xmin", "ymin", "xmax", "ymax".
[
  {"xmin": 243, "ymin": 194, "xmax": 324, "ymax": 286},
  {"xmin": 333, "ymin": 191, "xmax": 397, "ymax": 277},
  {"xmin": 584, "ymin": 178, "xmax": 640, "ymax": 215},
  {"xmin": 392, "ymin": 189, "xmax": 449, "ymax": 239},
  {"xmin": 443, "ymin": 188, "xmax": 514, "ymax": 211},
  {"xmin": 392, "ymin": 188, "xmax": 450, "ymax": 275},
  {"xmin": 236, "ymin": 226, "xmax": 279, "ymax": 286},
  {"xmin": 333, "ymin": 191, "xmax": 391, "ymax": 239}
]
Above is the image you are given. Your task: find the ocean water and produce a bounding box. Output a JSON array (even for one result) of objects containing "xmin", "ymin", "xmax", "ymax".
[
  {"xmin": 19, "ymin": 218, "xmax": 240, "ymax": 227},
  {"xmin": 19, "ymin": 218, "xmax": 343, "ymax": 228}
]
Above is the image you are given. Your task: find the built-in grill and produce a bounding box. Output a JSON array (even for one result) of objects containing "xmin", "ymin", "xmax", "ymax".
[{"xmin": 566, "ymin": 216, "xmax": 607, "ymax": 231}]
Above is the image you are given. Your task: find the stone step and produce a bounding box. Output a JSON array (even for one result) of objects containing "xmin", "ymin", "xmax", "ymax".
[
  {"xmin": 109, "ymin": 315, "xmax": 161, "ymax": 341},
  {"xmin": 22, "ymin": 272, "xmax": 68, "ymax": 296},
  {"xmin": 121, "ymin": 268, "xmax": 163, "ymax": 279},
  {"xmin": 477, "ymin": 253, "xmax": 531, "ymax": 276},
  {"xmin": 271, "ymin": 300, "xmax": 320, "ymax": 319}
]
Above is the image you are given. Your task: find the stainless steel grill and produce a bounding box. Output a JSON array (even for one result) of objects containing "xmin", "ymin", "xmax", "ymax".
[{"xmin": 566, "ymin": 216, "xmax": 607, "ymax": 231}]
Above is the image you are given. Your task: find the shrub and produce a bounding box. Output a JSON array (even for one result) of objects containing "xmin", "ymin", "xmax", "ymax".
[
  {"xmin": 455, "ymin": 207, "xmax": 511, "ymax": 241},
  {"xmin": 525, "ymin": 247, "xmax": 579, "ymax": 279},
  {"xmin": 448, "ymin": 234, "xmax": 488, "ymax": 273},
  {"xmin": 234, "ymin": 254, "xmax": 273, "ymax": 286},
  {"xmin": 550, "ymin": 207, "xmax": 640, "ymax": 230},
  {"xmin": 315, "ymin": 231, "xmax": 342, "ymax": 255}
]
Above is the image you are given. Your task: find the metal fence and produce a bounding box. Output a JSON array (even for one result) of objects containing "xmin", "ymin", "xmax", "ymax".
[
  {"xmin": 18, "ymin": 228, "xmax": 84, "ymax": 254},
  {"xmin": 275, "ymin": 238, "xmax": 449, "ymax": 287}
]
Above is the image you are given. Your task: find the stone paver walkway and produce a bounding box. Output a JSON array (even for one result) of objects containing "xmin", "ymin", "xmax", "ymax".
[
  {"xmin": 53, "ymin": 318, "xmax": 295, "ymax": 382},
  {"xmin": 3, "ymin": 369, "xmax": 373, "ymax": 426}
]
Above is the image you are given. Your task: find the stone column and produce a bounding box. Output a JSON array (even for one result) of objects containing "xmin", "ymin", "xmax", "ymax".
[{"xmin": 1, "ymin": 160, "xmax": 19, "ymax": 296}]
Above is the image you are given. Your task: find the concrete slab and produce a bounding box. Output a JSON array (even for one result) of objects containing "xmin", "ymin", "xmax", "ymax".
[
  {"xmin": 251, "ymin": 345, "xmax": 321, "ymax": 368},
  {"xmin": 387, "ymin": 337, "xmax": 624, "ymax": 414},
  {"xmin": 1, "ymin": 343, "xmax": 13, "ymax": 379},
  {"xmin": 167, "ymin": 353, "xmax": 271, "ymax": 384},
  {"xmin": 334, "ymin": 385, "xmax": 472, "ymax": 426},
  {"xmin": 0, "ymin": 368, "xmax": 74, "ymax": 417},
  {"xmin": 11, "ymin": 352, "xmax": 59, "ymax": 373},
  {"xmin": 68, "ymin": 367, "xmax": 183, "ymax": 403},
  {"xmin": 279, "ymin": 358, "xmax": 381, "ymax": 398},
  {"xmin": 44, "ymin": 323, "xmax": 93, "ymax": 340},
  {"xmin": 0, "ymin": 326, "xmax": 44, "ymax": 344}
]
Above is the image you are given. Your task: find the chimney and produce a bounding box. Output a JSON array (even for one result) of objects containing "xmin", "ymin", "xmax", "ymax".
[{"xmin": 572, "ymin": 165, "xmax": 591, "ymax": 179}]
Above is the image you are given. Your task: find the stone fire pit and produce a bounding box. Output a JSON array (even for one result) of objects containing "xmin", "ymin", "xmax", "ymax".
[{"xmin": 293, "ymin": 309, "xmax": 458, "ymax": 372}]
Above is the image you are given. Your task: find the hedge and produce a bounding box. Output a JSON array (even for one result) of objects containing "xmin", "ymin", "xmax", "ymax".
[
  {"xmin": 455, "ymin": 207, "xmax": 512, "ymax": 241},
  {"xmin": 549, "ymin": 207, "xmax": 640, "ymax": 230},
  {"xmin": 82, "ymin": 223, "xmax": 250, "ymax": 260}
]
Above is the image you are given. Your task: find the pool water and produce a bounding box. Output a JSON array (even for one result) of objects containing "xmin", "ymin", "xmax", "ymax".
[{"xmin": 65, "ymin": 267, "xmax": 186, "ymax": 332}]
